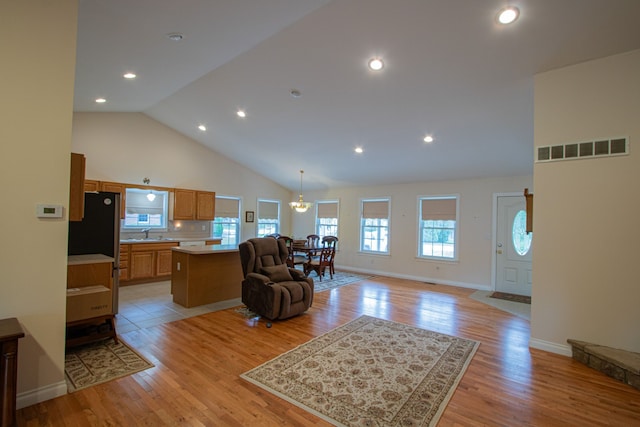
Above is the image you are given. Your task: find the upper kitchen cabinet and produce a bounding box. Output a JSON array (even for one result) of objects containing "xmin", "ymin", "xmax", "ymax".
[
  {"xmin": 69, "ymin": 153, "xmax": 86, "ymax": 221},
  {"xmin": 172, "ymin": 189, "xmax": 215, "ymax": 220},
  {"xmin": 172, "ymin": 189, "xmax": 196, "ymax": 220},
  {"xmin": 99, "ymin": 181, "xmax": 126, "ymax": 219},
  {"xmin": 84, "ymin": 179, "xmax": 100, "ymax": 192},
  {"xmin": 196, "ymin": 191, "xmax": 216, "ymax": 220}
]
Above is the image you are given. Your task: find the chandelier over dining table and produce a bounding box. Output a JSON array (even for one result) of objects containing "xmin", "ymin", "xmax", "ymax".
[{"xmin": 289, "ymin": 169, "xmax": 313, "ymax": 213}]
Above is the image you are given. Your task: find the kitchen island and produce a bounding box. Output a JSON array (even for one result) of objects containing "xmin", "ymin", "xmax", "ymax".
[{"xmin": 171, "ymin": 244, "xmax": 243, "ymax": 308}]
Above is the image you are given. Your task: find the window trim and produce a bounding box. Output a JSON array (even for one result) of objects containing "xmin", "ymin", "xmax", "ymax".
[
  {"xmin": 359, "ymin": 197, "xmax": 391, "ymax": 255},
  {"xmin": 256, "ymin": 198, "xmax": 281, "ymax": 237},
  {"xmin": 417, "ymin": 194, "xmax": 460, "ymax": 261},
  {"xmin": 213, "ymin": 195, "xmax": 242, "ymax": 245},
  {"xmin": 315, "ymin": 200, "xmax": 339, "ymax": 239},
  {"xmin": 122, "ymin": 187, "xmax": 169, "ymax": 231}
]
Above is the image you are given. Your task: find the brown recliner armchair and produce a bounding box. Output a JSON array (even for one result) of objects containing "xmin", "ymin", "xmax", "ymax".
[{"xmin": 239, "ymin": 237, "xmax": 314, "ymax": 320}]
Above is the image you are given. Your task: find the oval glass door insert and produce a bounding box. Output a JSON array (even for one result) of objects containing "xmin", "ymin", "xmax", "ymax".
[{"xmin": 512, "ymin": 210, "xmax": 532, "ymax": 256}]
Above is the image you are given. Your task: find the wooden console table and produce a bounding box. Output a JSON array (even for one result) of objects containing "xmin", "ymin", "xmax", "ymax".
[{"xmin": 0, "ymin": 318, "xmax": 24, "ymax": 427}]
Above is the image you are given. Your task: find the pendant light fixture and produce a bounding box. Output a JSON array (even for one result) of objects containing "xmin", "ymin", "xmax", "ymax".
[
  {"xmin": 143, "ymin": 177, "xmax": 156, "ymax": 201},
  {"xmin": 289, "ymin": 170, "xmax": 313, "ymax": 213}
]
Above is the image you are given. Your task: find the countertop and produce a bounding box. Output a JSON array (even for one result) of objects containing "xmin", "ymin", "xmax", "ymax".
[
  {"xmin": 120, "ymin": 237, "xmax": 222, "ymax": 244},
  {"xmin": 171, "ymin": 244, "xmax": 239, "ymax": 255},
  {"xmin": 68, "ymin": 254, "xmax": 115, "ymax": 265}
]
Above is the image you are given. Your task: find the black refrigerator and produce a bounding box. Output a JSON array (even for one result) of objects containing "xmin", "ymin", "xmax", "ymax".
[{"xmin": 68, "ymin": 191, "xmax": 120, "ymax": 313}]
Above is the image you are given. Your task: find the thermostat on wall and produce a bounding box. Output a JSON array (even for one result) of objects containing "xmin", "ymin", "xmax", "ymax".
[{"xmin": 36, "ymin": 204, "xmax": 63, "ymax": 218}]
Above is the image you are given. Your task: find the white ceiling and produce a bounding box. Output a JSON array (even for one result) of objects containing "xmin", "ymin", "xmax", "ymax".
[{"xmin": 74, "ymin": 0, "xmax": 640, "ymax": 191}]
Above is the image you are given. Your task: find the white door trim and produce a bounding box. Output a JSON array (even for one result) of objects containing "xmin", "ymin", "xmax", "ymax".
[{"xmin": 490, "ymin": 192, "xmax": 522, "ymax": 292}]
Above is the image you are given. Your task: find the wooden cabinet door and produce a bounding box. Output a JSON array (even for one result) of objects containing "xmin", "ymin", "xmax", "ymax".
[
  {"xmin": 196, "ymin": 191, "xmax": 216, "ymax": 220},
  {"xmin": 100, "ymin": 181, "xmax": 126, "ymax": 219},
  {"xmin": 69, "ymin": 153, "xmax": 86, "ymax": 221},
  {"xmin": 173, "ymin": 189, "xmax": 196, "ymax": 220},
  {"xmin": 130, "ymin": 251, "xmax": 155, "ymax": 280},
  {"xmin": 156, "ymin": 250, "xmax": 174, "ymax": 277},
  {"xmin": 119, "ymin": 245, "xmax": 129, "ymax": 281},
  {"xmin": 84, "ymin": 179, "xmax": 100, "ymax": 192}
]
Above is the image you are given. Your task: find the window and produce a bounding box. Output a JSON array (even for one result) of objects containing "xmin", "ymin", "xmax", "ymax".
[
  {"xmin": 123, "ymin": 188, "xmax": 169, "ymax": 230},
  {"xmin": 257, "ymin": 199, "xmax": 280, "ymax": 237},
  {"xmin": 315, "ymin": 200, "xmax": 339, "ymax": 238},
  {"xmin": 360, "ymin": 199, "xmax": 390, "ymax": 254},
  {"xmin": 418, "ymin": 196, "xmax": 458, "ymax": 260},
  {"xmin": 213, "ymin": 196, "xmax": 241, "ymax": 245}
]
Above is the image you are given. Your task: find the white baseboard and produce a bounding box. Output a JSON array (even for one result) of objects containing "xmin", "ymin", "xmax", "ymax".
[
  {"xmin": 529, "ymin": 338, "xmax": 572, "ymax": 357},
  {"xmin": 17, "ymin": 380, "xmax": 67, "ymax": 409},
  {"xmin": 334, "ymin": 264, "xmax": 491, "ymax": 291}
]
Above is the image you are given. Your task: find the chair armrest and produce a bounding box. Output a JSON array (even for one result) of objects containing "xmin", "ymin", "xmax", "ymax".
[
  {"xmin": 246, "ymin": 272, "xmax": 272, "ymax": 285},
  {"xmin": 288, "ymin": 268, "xmax": 307, "ymax": 281}
]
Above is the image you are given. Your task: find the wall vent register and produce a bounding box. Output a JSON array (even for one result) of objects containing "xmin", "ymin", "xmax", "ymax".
[{"xmin": 536, "ymin": 137, "xmax": 628, "ymax": 163}]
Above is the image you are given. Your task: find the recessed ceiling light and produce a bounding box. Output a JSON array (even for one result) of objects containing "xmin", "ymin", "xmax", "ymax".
[
  {"xmin": 198, "ymin": 125, "xmax": 207, "ymax": 131},
  {"xmin": 290, "ymin": 89, "xmax": 302, "ymax": 98},
  {"xmin": 368, "ymin": 58, "xmax": 384, "ymax": 71},
  {"xmin": 497, "ymin": 6, "xmax": 519, "ymax": 24},
  {"xmin": 355, "ymin": 147, "xmax": 364, "ymax": 154},
  {"xmin": 166, "ymin": 32, "xmax": 184, "ymax": 41},
  {"xmin": 95, "ymin": 98, "xmax": 106, "ymax": 104},
  {"xmin": 423, "ymin": 135, "xmax": 434, "ymax": 143},
  {"xmin": 237, "ymin": 110, "xmax": 246, "ymax": 118},
  {"xmin": 123, "ymin": 72, "xmax": 136, "ymax": 79}
]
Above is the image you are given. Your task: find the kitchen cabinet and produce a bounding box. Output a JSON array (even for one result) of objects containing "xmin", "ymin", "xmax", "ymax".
[
  {"xmin": 119, "ymin": 244, "xmax": 130, "ymax": 281},
  {"xmin": 100, "ymin": 181, "xmax": 126, "ymax": 219},
  {"xmin": 66, "ymin": 254, "xmax": 118, "ymax": 347},
  {"xmin": 84, "ymin": 179, "xmax": 100, "ymax": 192},
  {"xmin": 172, "ymin": 189, "xmax": 196, "ymax": 220},
  {"xmin": 172, "ymin": 189, "xmax": 216, "ymax": 220},
  {"xmin": 196, "ymin": 191, "xmax": 216, "ymax": 220},
  {"xmin": 126, "ymin": 242, "xmax": 179, "ymax": 284},
  {"xmin": 69, "ymin": 153, "xmax": 86, "ymax": 222}
]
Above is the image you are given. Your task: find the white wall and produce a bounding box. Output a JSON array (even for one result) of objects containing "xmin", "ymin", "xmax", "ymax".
[
  {"xmin": 292, "ymin": 176, "xmax": 532, "ymax": 288},
  {"xmin": 72, "ymin": 112, "xmax": 293, "ymax": 240},
  {"xmin": 0, "ymin": 0, "xmax": 77, "ymax": 407},
  {"xmin": 532, "ymin": 50, "xmax": 640, "ymax": 354}
]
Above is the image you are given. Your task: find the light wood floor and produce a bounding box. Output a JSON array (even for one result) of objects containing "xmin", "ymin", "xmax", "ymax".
[{"xmin": 18, "ymin": 276, "xmax": 640, "ymax": 426}]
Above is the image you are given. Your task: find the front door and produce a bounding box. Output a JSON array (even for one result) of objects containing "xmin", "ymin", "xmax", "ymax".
[{"xmin": 496, "ymin": 195, "xmax": 532, "ymax": 296}]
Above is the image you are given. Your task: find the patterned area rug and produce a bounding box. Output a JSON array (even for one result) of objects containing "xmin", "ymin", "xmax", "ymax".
[
  {"xmin": 307, "ymin": 270, "xmax": 373, "ymax": 292},
  {"xmin": 241, "ymin": 315, "xmax": 479, "ymax": 426},
  {"xmin": 490, "ymin": 291, "xmax": 531, "ymax": 304},
  {"xmin": 65, "ymin": 339, "xmax": 154, "ymax": 392}
]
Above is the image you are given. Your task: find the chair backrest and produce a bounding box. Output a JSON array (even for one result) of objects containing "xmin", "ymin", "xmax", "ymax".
[
  {"xmin": 322, "ymin": 235, "xmax": 339, "ymax": 249},
  {"xmin": 266, "ymin": 233, "xmax": 281, "ymax": 239},
  {"xmin": 238, "ymin": 237, "xmax": 289, "ymax": 277},
  {"xmin": 306, "ymin": 234, "xmax": 320, "ymax": 248},
  {"xmin": 317, "ymin": 246, "xmax": 334, "ymax": 266}
]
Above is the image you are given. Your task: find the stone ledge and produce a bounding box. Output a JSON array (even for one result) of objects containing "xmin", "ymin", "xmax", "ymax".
[{"xmin": 568, "ymin": 339, "xmax": 640, "ymax": 390}]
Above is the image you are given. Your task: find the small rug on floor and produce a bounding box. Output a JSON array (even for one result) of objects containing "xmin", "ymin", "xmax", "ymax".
[
  {"xmin": 65, "ymin": 339, "xmax": 154, "ymax": 392},
  {"xmin": 241, "ymin": 315, "xmax": 479, "ymax": 426},
  {"xmin": 308, "ymin": 270, "xmax": 373, "ymax": 292},
  {"xmin": 490, "ymin": 291, "xmax": 531, "ymax": 304}
]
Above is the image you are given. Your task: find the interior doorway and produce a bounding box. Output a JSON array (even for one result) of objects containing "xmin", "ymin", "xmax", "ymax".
[{"xmin": 494, "ymin": 194, "xmax": 532, "ymax": 296}]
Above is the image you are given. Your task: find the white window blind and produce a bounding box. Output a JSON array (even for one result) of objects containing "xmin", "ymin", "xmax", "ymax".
[
  {"xmin": 215, "ymin": 197, "xmax": 240, "ymax": 218},
  {"xmin": 258, "ymin": 200, "xmax": 279, "ymax": 220},
  {"xmin": 362, "ymin": 200, "xmax": 389, "ymax": 219},
  {"xmin": 421, "ymin": 198, "xmax": 456, "ymax": 220}
]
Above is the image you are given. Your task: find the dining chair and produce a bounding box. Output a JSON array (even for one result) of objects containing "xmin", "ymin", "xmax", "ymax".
[
  {"xmin": 278, "ymin": 236, "xmax": 306, "ymax": 269},
  {"xmin": 303, "ymin": 246, "xmax": 335, "ymax": 280},
  {"xmin": 321, "ymin": 236, "xmax": 339, "ymax": 276}
]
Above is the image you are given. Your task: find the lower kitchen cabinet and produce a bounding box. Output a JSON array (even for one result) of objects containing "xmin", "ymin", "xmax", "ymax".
[{"xmin": 125, "ymin": 242, "xmax": 179, "ymax": 284}]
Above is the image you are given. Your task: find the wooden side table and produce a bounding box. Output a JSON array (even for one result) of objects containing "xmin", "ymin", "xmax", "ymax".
[{"xmin": 0, "ymin": 318, "xmax": 24, "ymax": 427}]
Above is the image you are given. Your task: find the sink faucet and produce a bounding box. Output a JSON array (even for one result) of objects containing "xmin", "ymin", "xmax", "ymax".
[{"xmin": 142, "ymin": 228, "xmax": 150, "ymax": 239}]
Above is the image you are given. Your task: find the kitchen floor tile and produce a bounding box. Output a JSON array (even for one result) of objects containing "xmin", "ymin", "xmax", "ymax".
[{"xmin": 116, "ymin": 281, "xmax": 240, "ymax": 332}]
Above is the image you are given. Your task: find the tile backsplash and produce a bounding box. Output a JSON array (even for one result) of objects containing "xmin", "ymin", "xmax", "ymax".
[{"xmin": 120, "ymin": 220, "xmax": 213, "ymax": 241}]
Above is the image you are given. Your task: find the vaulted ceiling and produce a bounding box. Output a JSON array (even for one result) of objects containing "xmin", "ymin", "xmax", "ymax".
[{"xmin": 74, "ymin": 0, "xmax": 640, "ymax": 190}]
